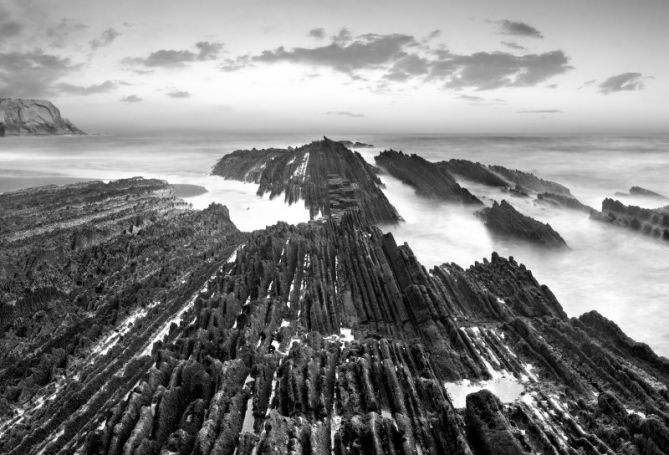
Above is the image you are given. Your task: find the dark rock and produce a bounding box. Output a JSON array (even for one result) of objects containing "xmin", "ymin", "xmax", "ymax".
[
  {"xmin": 374, "ymin": 150, "xmax": 482, "ymax": 204},
  {"xmin": 0, "ymin": 98, "xmax": 84, "ymax": 136},
  {"xmin": 442, "ymin": 159, "xmax": 509, "ymax": 187},
  {"xmin": 488, "ymin": 165, "xmax": 572, "ymax": 196},
  {"xmin": 335, "ymin": 140, "xmax": 374, "ymax": 148},
  {"xmin": 212, "ymin": 138, "xmax": 400, "ymax": 224},
  {"xmin": 623, "ymin": 186, "xmax": 667, "ymax": 200},
  {"xmin": 477, "ymin": 200, "xmax": 568, "ymax": 248},
  {"xmin": 592, "ymin": 198, "xmax": 669, "ymax": 242},
  {"xmin": 537, "ymin": 192, "xmax": 594, "ymax": 213},
  {"xmin": 466, "ymin": 390, "xmax": 525, "ymax": 455},
  {"xmin": 2, "ymin": 164, "xmax": 669, "ymax": 455}
]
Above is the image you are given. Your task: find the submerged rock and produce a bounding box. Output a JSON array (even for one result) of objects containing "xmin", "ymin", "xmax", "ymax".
[
  {"xmin": 212, "ymin": 137, "xmax": 400, "ymax": 224},
  {"xmin": 0, "ymin": 98, "xmax": 84, "ymax": 136},
  {"xmin": 592, "ymin": 198, "xmax": 669, "ymax": 241},
  {"xmin": 477, "ymin": 200, "xmax": 568, "ymax": 248},
  {"xmin": 375, "ymin": 150, "xmax": 482, "ymax": 204}
]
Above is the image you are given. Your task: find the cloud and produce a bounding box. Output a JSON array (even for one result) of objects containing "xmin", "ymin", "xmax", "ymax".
[
  {"xmin": 46, "ymin": 18, "xmax": 88, "ymax": 48},
  {"xmin": 167, "ymin": 89, "xmax": 191, "ymax": 98},
  {"xmin": 55, "ymin": 80, "xmax": 119, "ymax": 95},
  {"xmin": 308, "ymin": 28, "xmax": 325, "ymax": 39},
  {"xmin": 517, "ymin": 109, "xmax": 563, "ymax": 113},
  {"xmin": 0, "ymin": 49, "xmax": 79, "ymax": 97},
  {"xmin": 432, "ymin": 50, "xmax": 572, "ymax": 90},
  {"xmin": 501, "ymin": 41, "xmax": 526, "ymax": 51},
  {"xmin": 90, "ymin": 28, "xmax": 120, "ymax": 50},
  {"xmin": 121, "ymin": 94, "xmax": 142, "ymax": 102},
  {"xmin": 0, "ymin": 8, "xmax": 22, "ymax": 39},
  {"xmin": 124, "ymin": 41, "xmax": 223, "ymax": 68},
  {"xmin": 325, "ymin": 111, "xmax": 364, "ymax": 118},
  {"xmin": 223, "ymin": 30, "xmax": 571, "ymax": 91},
  {"xmin": 498, "ymin": 20, "xmax": 543, "ymax": 38},
  {"xmin": 598, "ymin": 72, "xmax": 648, "ymax": 94},
  {"xmin": 458, "ymin": 94, "xmax": 506, "ymax": 105},
  {"xmin": 252, "ymin": 33, "xmax": 416, "ymax": 74}
]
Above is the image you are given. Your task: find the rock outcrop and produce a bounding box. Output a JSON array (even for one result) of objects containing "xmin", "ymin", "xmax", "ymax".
[
  {"xmin": 374, "ymin": 150, "xmax": 482, "ymax": 204},
  {"xmin": 0, "ymin": 98, "xmax": 84, "ymax": 136},
  {"xmin": 615, "ymin": 186, "xmax": 668, "ymax": 200},
  {"xmin": 477, "ymin": 200, "xmax": 568, "ymax": 248},
  {"xmin": 488, "ymin": 165, "xmax": 571, "ymax": 196},
  {"xmin": 537, "ymin": 192, "xmax": 594, "ymax": 213},
  {"xmin": 592, "ymin": 198, "xmax": 669, "ymax": 241},
  {"xmin": 442, "ymin": 159, "xmax": 509, "ymax": 188},
  {"xmin": 2, "ymin": 175, "xmax": 669, "ymax": 455},
  {"xmin": 212, "ymin": 138, "xmax": 400, "ymax": 224},
  {"xmin": 336, "ymin": 140, "xmax": 374, "ymax": 148}
]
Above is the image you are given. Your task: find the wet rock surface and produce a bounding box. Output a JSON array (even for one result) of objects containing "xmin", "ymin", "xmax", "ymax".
[
  {"xmin": 375, "ymin": 150, "xmax": 482, "ymax": 204},
  {"xmin": 592, "ymin": 198, "xmax": 669, "ymax": 242},
  {"xmin": 0, "ymin": 98, "xmax": 84, "ymax": 136},
  {"xmin": 477, "ymin": 200, "xmax": 568, "ymax": 248},
  {"xmin": 212, "ymin": 138, "xmax": 400, "ymax": 224},
  {"xmin": 1, "ymin": 175, "xmax": 669, "ymax": 454}
]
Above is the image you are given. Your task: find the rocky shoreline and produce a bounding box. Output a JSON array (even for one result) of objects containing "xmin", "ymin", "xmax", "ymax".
[{"xmin": 1, "ymin": 141, "xmax": 669, "ymax": 454}]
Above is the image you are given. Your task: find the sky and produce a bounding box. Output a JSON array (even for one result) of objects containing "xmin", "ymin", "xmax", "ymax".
[{"xmin": 0, "ymin": 0, "xmax": 667, "ymax": 134}]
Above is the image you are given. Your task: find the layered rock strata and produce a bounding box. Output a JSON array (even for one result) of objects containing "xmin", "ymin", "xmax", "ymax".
[
  {"xmin": 374, "ymin": 150, "xmax": 482, "ymax": 204},
  {"xmin": 0, "ymin": 98, "xmax": 84, "ymax": 136},
  {"xmin": 592, "ymin": 198, "xmax": 669, "ymax": 241},
  {"xmin": 1, "ymin": 179, "xmax": 669, "ymax": 454},
  {"xmin": 212, "ymin": 138, "xmax": 400, "ymax": 224},
  {"xmin": 477, "ymin": 200, "xmax": 568, "ymax": 248},
  {"xmin": 0, "ymin": 178, "xmax": 245, "ymax": 432}
]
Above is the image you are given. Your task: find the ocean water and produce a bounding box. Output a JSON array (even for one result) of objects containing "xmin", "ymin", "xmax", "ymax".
[{"xmin": 1, "ymin": 132, "xmax": 668, "ymax": 355}]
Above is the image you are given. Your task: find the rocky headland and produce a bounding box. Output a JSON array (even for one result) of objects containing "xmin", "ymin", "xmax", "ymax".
[
  {"xmin": 477, "ymin": 200, "xmax": 568, "ymax": 248},
  {"xmin": 592, "ymin": 198, "xmax": 669, "ymax": 241},
  {"xmin": 1, "ymin": 145, "xmax": 669, "ymax": 455},
  {"xmin": 374, "ymin": 150, "xmax": 482, "ymax": 204},
  {"xmin": 212, "ymin": 138, "xmax": 400, "ymax": 224},
  {"xmin": 0, "ymin": 98, "xmax": 84, "ymax": 136}
]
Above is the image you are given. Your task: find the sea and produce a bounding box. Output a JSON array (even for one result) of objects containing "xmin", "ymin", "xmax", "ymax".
[{"xmin": 2, "ymin": 132, "xmax": 668, "ymax": 356}]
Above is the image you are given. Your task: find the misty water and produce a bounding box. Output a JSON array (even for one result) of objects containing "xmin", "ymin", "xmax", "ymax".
[{"xmin": 1, "ymin": 133, "xmax": 668, "ymax": 355}]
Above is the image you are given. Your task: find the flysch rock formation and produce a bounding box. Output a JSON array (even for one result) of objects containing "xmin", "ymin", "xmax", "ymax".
[
  {"xmin": 592, "ymin": 198, "xmax": 669, "ymax": 242},
  {"xmin": 374, "ymin": 151, "xmax": 483, "ymax": 205},
  {"xmin": 0, "ymin": 98, "xmax": 85, "ymax": 136},
  {"xmin": 0, "ymin": 178, "xmax": 245, "ymax": 451},
  {"xmin": 615, "ymin": 187, "xmax": 668, "ymax": 200},
  {"xmin": 477, "ymin": 200, "xmax": 568, "ymax": 248},
  {"xmin": 442, "ymin": 159, "xmax": 591, "ymax": 212},
  {"xmin": 212, "ymin": 138, "xmax": 400, "ymax": 224},
  {"xmin": 2, "ymin": 176, "xmax": 669, "ymax": 454}
]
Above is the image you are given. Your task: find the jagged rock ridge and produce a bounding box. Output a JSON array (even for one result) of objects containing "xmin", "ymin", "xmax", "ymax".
[
  {"xmin": 1, "ymin": 179, "xmax": 669, "ymax": 454},
  {"xmin": 615, "ymin": 186, "xmax": 668, "ymax": 200},
  {"xmin": 477, "ymin": 200, "xmax": 568, "ymax": 248},
  {"xmin": 0, "ymin": 98, "xmax": 84, "ymax": 136},
  {"xmin": 592, "ymin": 198, "xmax": 669, "ymax": 242},
  {"xmin": 374, "ymin": 150, "xmax": 482, "ymax": 204},
  {"xmin": 212, "ymin": 138, "xmax": 400, "ymax": 224}
]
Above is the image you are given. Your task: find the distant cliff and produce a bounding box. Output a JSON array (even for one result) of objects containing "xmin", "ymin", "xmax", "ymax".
[{"xmin": 0, "ymin": 98, "xmax": 84, "ymax": 136}]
